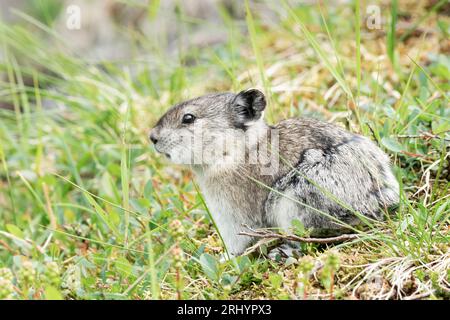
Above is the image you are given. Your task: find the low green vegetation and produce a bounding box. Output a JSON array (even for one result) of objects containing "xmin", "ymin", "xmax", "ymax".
[{"xmin": 0, "ymin": 0, "xmax": 448, "ymax": 299}]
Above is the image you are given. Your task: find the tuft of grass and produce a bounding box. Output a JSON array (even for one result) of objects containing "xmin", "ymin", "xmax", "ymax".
[
  {"xmin": 245, "ymin": 0, "xmax": 273, "ymax": 121},
  {"xmin": 0, "ymin": 0, "xmax": 448, "ymax": 300},
  {"xmin": 387, "ymin": 0, "xmax": 398, "ymax": 68}
]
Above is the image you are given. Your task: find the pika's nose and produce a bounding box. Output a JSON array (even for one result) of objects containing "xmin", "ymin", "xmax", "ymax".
[{"xmin": 149, "ymin": 131, "xmax": 159, "ymax": 144}]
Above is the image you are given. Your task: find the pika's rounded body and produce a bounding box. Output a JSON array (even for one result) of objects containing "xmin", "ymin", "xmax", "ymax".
[{"xmin": 150, "ymin": 90, "xmax": 399, "ymax": 256}]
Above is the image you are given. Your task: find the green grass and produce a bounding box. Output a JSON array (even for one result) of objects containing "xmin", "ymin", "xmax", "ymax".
[{"xmin": 0, "ymin": 1, "xmax": 449, "ymax": 300}]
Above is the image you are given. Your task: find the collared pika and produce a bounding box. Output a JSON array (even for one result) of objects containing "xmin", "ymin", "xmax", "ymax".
[{"xmin": 149, "ymin": 89, "xmax": 399, "ymax": 257}]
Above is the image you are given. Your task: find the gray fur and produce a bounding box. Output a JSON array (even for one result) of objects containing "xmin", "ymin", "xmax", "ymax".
[{"xmin": 149, "ymin": 90, "xmax": 399, "ymax": 256}]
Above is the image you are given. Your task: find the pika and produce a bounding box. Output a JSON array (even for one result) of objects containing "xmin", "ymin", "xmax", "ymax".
[{"xmin": 149, "ymin": 89, "xmax": 399, "ymax": 257}]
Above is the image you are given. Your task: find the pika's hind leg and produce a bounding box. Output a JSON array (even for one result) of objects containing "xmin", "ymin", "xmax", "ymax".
[
  {"xmin": 265, "ymin": 147, "xmax": 390, "ymax": 235},
  {"xmin": 265, "ymin": 179, "xmax": 356, "ymax": 241},
  {"xmin": 267, "ymin": 243, "xmax": 302, "ymax": 261},
  {"xmin": 264, "ymin": 188, "xmax": 306, "ymax": 260}
]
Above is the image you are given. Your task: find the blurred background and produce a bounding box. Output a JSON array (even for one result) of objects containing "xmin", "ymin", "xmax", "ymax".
[{"xmin": 0, "ymin": 0, "xmax": 448, "ymax": 300}]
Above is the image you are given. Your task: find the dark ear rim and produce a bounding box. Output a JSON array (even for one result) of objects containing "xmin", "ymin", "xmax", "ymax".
[
  {"xmin": 230, "ymin": 89, "xmax": 266, "ymax": 127},
  {"xmin": 233, "ymin": 89, "xmax": 266, "ymax": 111}
]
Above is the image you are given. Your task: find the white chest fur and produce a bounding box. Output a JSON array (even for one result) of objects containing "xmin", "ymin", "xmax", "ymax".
[{"xmin": 196, "ymin": 175, "xmax": 252, "ymax": 256}]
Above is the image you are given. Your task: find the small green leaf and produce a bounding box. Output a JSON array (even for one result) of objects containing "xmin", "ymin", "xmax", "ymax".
[
  {"xmin": 291, "ymin": 219, "xmax": 306, "ymax": 236},
  {"xmin": 237, "ymin": 256, "xmax": 251, "ymax": 273},
  {"xmin": 101, "ymin": 171, "xmax": 118, "ymax": 201},
  {"xmin": 199, "ymin": 253, "xmax": 219, "ymax": 281},
  {"xmin": 399, "ymin": 215, "xmax": 414, "ymax": 233},
  {"xmin": 115, "ymin": 257, "xmax": 133, "ymax": 278},
  {"xmin": 144, "ymin": 180, "xmax": 154, "ymax": 199},
  {"xmin": 5, "ymin": 224, "xmax": 24, "ymax": 239},
  {"xmin": 44, "ymin": 286, "xmax": 63, "ymax": 300},
  {"xmin": 381, "ymin": 137, "xmax": 404, "ymax": 153},
  {"xmin": 269, "ymin": 273, "xmax": 282, "ymax": 289},
  {"xmin": 221, "ymin": 274, "xmax": 237, "ymax": 286}
]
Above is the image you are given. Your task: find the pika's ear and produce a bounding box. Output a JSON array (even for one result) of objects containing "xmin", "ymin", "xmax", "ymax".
[{"xmin": 230, "ymin": 89, "xmax": 266, "ymax": 128}]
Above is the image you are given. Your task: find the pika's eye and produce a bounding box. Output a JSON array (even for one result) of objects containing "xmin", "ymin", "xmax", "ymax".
[{"xmin": 182, "ymin": 113, "xmax": 196, "ymax": 124}]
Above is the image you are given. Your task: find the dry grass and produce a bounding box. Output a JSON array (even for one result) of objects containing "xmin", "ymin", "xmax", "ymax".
[{"xmin": 0, "ymin": 0, "xmax": 448, "ymax": 300}]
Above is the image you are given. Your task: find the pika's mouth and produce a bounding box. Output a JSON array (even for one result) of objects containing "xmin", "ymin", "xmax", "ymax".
[
  {"xmin": 152, "ymin": 145, "xmax": 168, "ymax": 158},
  {"xmin": 153, "ymin": 148, "xmax": 171, "ymax": 160},
  {"xmin": 153, "ymin": 146, "xmax": 171, "ymax": 159}
]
